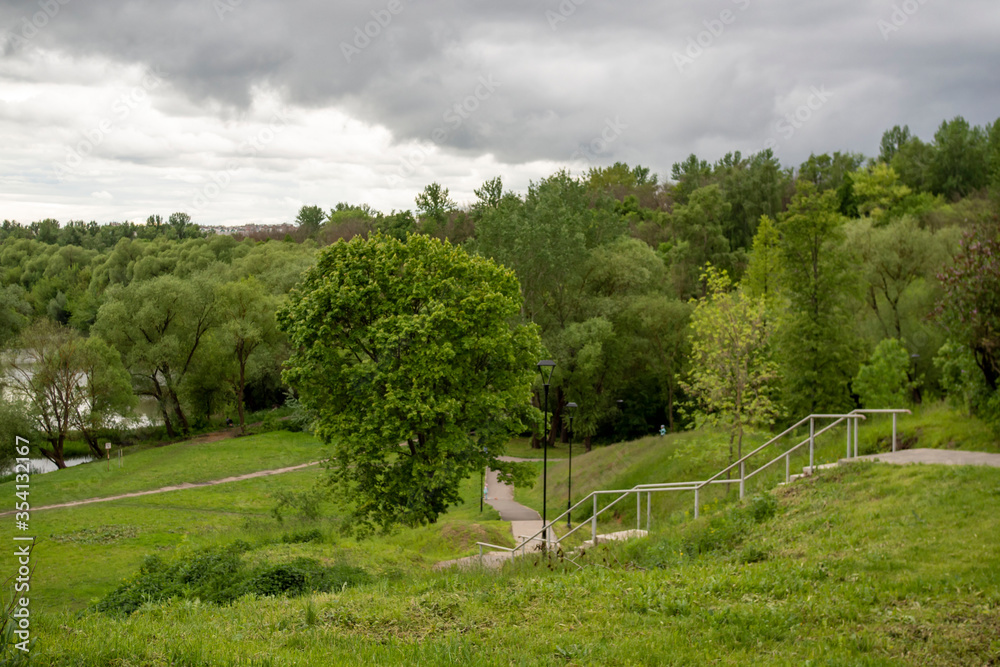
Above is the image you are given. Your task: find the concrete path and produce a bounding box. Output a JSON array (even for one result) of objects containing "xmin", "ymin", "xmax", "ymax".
[
  {"xmin": 436, "ymin": 456, "xmax": 554, "ymax": 569},
  {"xmin": 486, "ymin": 457, "xmax": 554, "ymax": 549},
  {"xmin": 847, "ymin": 448, "xmax": 1000, "ymax": 468}
]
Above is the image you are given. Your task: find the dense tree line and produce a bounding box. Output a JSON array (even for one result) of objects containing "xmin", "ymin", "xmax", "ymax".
[{"xmin": 2, "ymin": 115, "xmax": 999, "ymax": 472}]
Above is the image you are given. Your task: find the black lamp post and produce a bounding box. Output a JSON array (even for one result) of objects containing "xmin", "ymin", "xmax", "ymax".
[
  {"xmin": 537, "ymin": 359, "xmax": 556, "ymax": 547},
  {"xmin": 566, "ymin": 402, "xmax": 577, "ymax": 528}
]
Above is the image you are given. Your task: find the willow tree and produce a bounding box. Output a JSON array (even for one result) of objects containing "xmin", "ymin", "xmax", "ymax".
[{"xmin": 278, "ymin": 234, "xmax": 540, "ymax": 531}]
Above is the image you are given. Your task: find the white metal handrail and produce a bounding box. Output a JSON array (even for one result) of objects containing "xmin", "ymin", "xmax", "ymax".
[{"xmin": 476, "ymin": 408, "xmax": 910, "ymax": 565}]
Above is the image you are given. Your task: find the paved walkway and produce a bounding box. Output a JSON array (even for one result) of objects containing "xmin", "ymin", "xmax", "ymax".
[
  {"xmin": 848, "ymin": 448, "xmax": 1000, "ymax": 467},
  {"xmin": 436, "ymin": 456, "xmax": 553, "ymax": 569}
]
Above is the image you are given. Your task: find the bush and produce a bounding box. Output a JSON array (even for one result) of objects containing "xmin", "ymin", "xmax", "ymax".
[
  {"xmin": 94, "ymin": 542, "xmax": 370, "ymax": 615},
  {"xmin": 853, "ymin": 338, "xmax": 913, "ymax": 409},
  {"xmin": 281, "ymin": 528, "xmax": 324, "ymax": 544}
]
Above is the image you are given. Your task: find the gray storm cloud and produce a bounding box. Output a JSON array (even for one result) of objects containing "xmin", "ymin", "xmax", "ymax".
[{"xmin": 1, "ymin": 0, "xmax": 999, "ymax": 170}]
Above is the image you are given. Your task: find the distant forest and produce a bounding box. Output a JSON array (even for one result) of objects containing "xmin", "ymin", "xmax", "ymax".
[{"xmin": 2, "ymin": 115, "xmax": 999, "ymax": 466}]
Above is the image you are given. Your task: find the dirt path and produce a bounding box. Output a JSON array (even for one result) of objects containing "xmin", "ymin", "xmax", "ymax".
[{"xmin": 0, "ymin": 461, "xmax": 320, "ymax": 516}]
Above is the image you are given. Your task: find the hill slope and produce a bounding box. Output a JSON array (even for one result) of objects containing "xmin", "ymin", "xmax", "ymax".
[{"xmin": 32, "ymin": 461, "xmax": 1000, "ymax": 666}]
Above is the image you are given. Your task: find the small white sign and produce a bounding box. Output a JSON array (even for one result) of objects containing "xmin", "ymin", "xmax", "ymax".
[{"xmin": 105, "ymin": 443, "xmax": 112, "ymax": 450}]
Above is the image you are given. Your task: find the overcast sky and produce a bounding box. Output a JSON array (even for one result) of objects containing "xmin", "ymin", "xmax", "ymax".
[{"xmin": 1, "ymin": 0, "xmax": 998, "ymax": 227}]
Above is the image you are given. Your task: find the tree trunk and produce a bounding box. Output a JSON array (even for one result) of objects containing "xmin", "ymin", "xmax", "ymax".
[
  {"xmin": 40, "ymin": 435, "xmax": 66, "ymax": 469},
  {"xmin": 584, "ymin": 434, "xmax": 592, "ymax": 452},
  {"xmin": 236, "ymin": 359, "xmax": 247, "ymax": 435},
  {"xmin": 550, "ymin": 389, "xmax": 563, "ymax": 447}
]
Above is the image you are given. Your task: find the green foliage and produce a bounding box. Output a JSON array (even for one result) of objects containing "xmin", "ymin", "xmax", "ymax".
[
  {"xmin": 777, "ymin": 184, "xmax": 860, "ymax": 416},
  {"xmin": 683, "ymin": 266, "xmax": 781, "ymax": 463},
  {"xmin": 93, "ymin": 541, "xmax": 370, "ymax": 616},
  {"xmin": 742, "ymin": 214, "xmax": 781, "ymax": 307},
  {"xmin": 0, "ymin": 284, "xmax": 31, "ymax": 347},
  {"xmin": 270, "ymin": 486, "xmax": 329, "ymax": 523},
  {"xmin": 278, "ymin": 234, "xmax": 541, "ymax": 531},
  {"xmin": 640, "ymin": 493, "xmax": 778, "ymax": 563},
  {"xmin": 665, "ymin": 184, "xmax": 735, "ymax": 298},
  {"xmin": 93, "ymin": 272, "xmax": 218, "ymax": 437},
  {"xmin": 2, "ymin": 320, "xmax": 134, "ymax": 467},
  {"xmin": 0, "ymin": 399, "xmax": 34, "ymax": 472},
  {"xmin": 295, "ymin": 205, "xmax": 326, "ymax": 236},
  {"xmin": 878, "ymin": 125, "xmax": 911, "ymax": 164},
  {"xmin": 934, "ymin": 340, "xmax": 995, "ymax": 418},
  {"xmin": 853, "ymin": 338, "xmax": 913, "ymax": 408},
  {"xmin": 929, "ymin": 116, "xmax": 991, "ymax": 199},
  {"xmin": 935, "ymin": 224, "xmax": 1000, "ymax": 408},
  {"xmin": 414, "ymin": 182, "xmax": 457, "ymax": 235}
]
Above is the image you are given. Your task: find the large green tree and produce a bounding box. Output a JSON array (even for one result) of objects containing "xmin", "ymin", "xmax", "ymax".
[
  {"xmin": 777, "ymin": 184, "xmax": 860, "ymax": 416},
  {"xmin": 93, "ymin": 273, "xmax": 218, "ymax": 436},
  {"xmin": 278, "ymin": 234, "xmax": 541, "ymax": 531},
  {"xmin": 684, "ymin": 266, "xmax": 780, "ymax": 469},
  {"xmin": 215, "ymin": 277, "xmax": 282, "ymax": 433}
]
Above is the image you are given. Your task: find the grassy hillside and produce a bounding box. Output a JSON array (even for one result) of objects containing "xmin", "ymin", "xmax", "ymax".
[
  {"xmin": 520, "ymin": 403, "xmax": 998, "ymax": 542},
  {"xmin": 2, "ymin": 432, "xmax": 512, "ymax": 614},
  {"xmin": 29, "ymin": 462, "xmax": 1000, "ymax": 665},
  {"xmin": 8, "ymin": 431, "xmax": 325, "ymax": 507}
]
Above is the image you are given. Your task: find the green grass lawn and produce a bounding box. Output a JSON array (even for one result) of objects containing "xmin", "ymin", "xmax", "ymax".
[
  {"xmin": 516, "ymin": 404, "xmax": 998, "ymax": 546},
  {"xmin": 5, "ymin": 431, "xmax": 325, "ymax": 507},
  {"xmin": 7, "ymin": 463, "xmax": 511, "ymax": 614},
  {"xmin": 7, "ymin": 406, "xmax": 999, "ymax": 665},
  {"xmin": 29, "ymin": 462, "xmax": 1000, "ymax": 665}
]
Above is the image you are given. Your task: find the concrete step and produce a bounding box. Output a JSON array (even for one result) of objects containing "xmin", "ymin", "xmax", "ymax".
[{"xmin": 581, "ymin": 529, "xmax": 648, "ymax": 549}]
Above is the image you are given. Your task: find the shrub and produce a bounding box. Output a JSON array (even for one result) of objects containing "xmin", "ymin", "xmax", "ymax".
[
  {"xmin": 94, "ymin": 542, "xmax": 370, "ymax": 615},
  {"xmin": 853, "ymin": 338, "xmax": 913, "ymax": 409}
]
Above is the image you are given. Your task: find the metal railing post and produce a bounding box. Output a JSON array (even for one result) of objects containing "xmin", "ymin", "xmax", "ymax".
[
  {"xmin": 785, "ymin": 453, "xmax": 790, "ymax": 483},
  {"xmin": 846, "ymin": 417, "xmax": 851, "ymax": 459},
  {"xmin": 592, "ymin": 495, "xmax": 598, "ymax": 545},
  {"xmin": 479, "ymin": 544, "xmax": 483, "ymax": 566},
  {"xmin": 809, "ymin": 417, "xmax": 815, "ymax": 471},
  {"xmin": 854, "ymin": 416, "xmax": 859, "ymax": 458},
  {"xmin": 694, "ymin": 488, "xmax": 699, "ymax": 519},
  {"xmin": 892, "ymin": 413, "xmax": 898, "ymax": 452},
  {"xmin": 636, "ymin": 492, "xmax": 641, "ymax": 532},
  {"xmin": 739, "ymin": 461, "xmax": 745, "ymax": 499},
  {"xmin": 646, "ymin": 492, "xmax": 651, "ymax": 533}
]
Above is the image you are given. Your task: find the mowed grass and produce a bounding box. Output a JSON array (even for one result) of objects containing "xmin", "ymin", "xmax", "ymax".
[
  {"xmin": 519, "ymin": 404, "xmax": 998, "ymax": 544},
  {"xmin": 7, "ymin": 463, "xmax": 512, "ymax": 614},
  {"xmin": 4, "ymin": 431, "xmax": 325, "ymax": 507},
  {"xmin": 30, "ymin": 462, "xmax": 1000, "ymax": 665}
]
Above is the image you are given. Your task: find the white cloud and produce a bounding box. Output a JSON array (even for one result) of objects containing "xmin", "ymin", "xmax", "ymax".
[{"xmin": 0, "ymin": 1, "xmax": 997, "ymax": 227}]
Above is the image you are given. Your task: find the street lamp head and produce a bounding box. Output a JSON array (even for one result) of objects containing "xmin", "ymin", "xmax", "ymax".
[
  {"xmin": 566, "ymin": 402, "xmax": 578, "ymax": 410},
  {"xmin": 537, "ymin": 359, "xmax": 556, "ymax": 386},
  {"xmin": 616, "ymin": 399, "xmax": 624, "ymax": 408}
]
